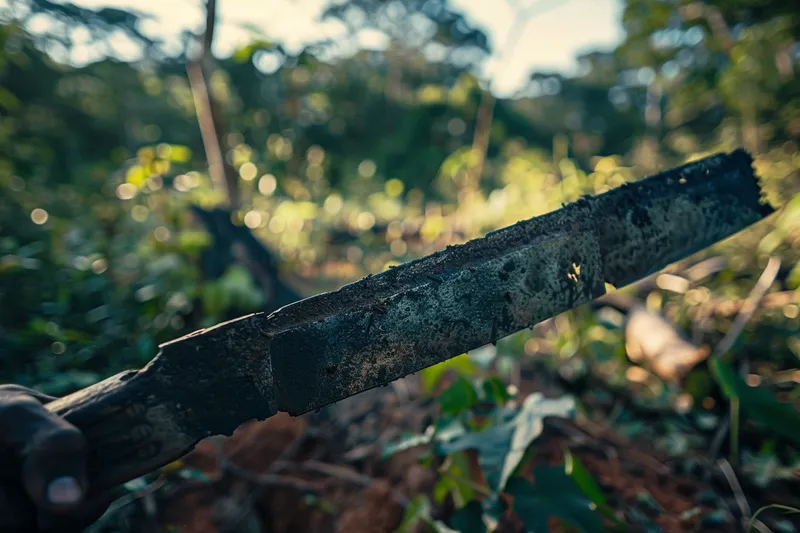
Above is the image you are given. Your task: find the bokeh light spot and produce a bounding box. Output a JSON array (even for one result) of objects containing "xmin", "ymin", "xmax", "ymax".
[
  {"xmin": 31, "ymin": 208, "xmax": 49, "ymax": 225},
  {"xmin": 259, "ymin": 174, "xmax": 277, "ymax": 195}
]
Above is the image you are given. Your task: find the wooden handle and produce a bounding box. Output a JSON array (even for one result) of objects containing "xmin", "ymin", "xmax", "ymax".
[
  {"xmin": 45, "ymin": 313, "xmax": 277, "ymax": 492},
  {"xmin": 45, "ymin": 368, "xmax": 200, "ymax": 492}
]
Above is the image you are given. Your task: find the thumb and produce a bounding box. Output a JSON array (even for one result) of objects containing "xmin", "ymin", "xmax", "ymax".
[
  {"xmin": 21, "ymin": 415, "xmax": 88, "ymax": 511},
  {"xmin": 0, "ymin": 394, "xmax": 88, "ymax": 510}
]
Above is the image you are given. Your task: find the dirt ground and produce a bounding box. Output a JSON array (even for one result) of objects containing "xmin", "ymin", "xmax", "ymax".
[{"xmin": 141, "ymin": 369, "xmax": 800, "ymax": 533}]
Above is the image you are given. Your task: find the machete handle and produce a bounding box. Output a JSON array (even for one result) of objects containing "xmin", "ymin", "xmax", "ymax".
[
  {"xmin": 44, "ymin": 313, "xmax": 277, "ymax": 493},
  {"xmin": 44, "ymin": 367, "xmax": 197, "ymax": 494}
]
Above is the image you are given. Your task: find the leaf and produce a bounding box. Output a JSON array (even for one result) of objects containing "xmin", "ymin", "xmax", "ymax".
[
  {"xmin": 392, "ymin": 495, "xmax": 431, "ymax": 533},
  {"xmin": 441, "ymin": 451, "xmax": 476, "ymax": 505},
  {"xmin": 0, "ymin": 87, "xmax": 21, "ymax": 111},
  {"xmin": 177, "ymin": 230, "xmax": 212, "ymax": 254},
  {"xmin": 434, "ymin": 477, "xmax": 451, "ymax": 504},
  {"xmin": 202, "ymin": 281, "xmax": 229, "ymax": 318},
  {"xmin": 710, "ymin": 358, "xmax": 800, "ymax": 447},
  {"xmin": 434, "ymin": 417, "xmax": 469, "ymax": 441},
  {"xmin": 391, "ymin": 495, "xmax": 461, "ymax": 533},
  {"xmin": 439, "ymin": 394, "xmax": 576, "ymax": 492},
  {"xmin": 498, "ymin": 394, "xmax": 575, "ymax": 490},
  {"xmin": 218, "ymin": 265, "xmax": 265, "ymax": 310},
  {"xmin": 450, "ymin": 500, "xmax": 486, "ymax": 533},
  {"xmin": 438, "ymin": 376, "xmax": 479, "ymax": 416},
  {"xmin": 776, "ymin": 194, "xmax": 800, "ymax": 234},
  {"xmin": 748, "ymin": 504, "xmax": 800, "ymax": 533},
  {"xmin": 422, "ymin": 353, "xmax": 479, "ymax": 393},
  {"xmin": 786, "ymin": 261, "xmax": 800, "ymax": 290},
  {"xmin": 382, "ymin": 432, "xmax": 431, "ymax": 460},
  {"xmin": 564, "ymin": 450, "xmax": 615, "ymax": 520},
  {"xmin": 232, "ymin": 39, "xmax": 275, "ymax": 63},
  {"xmin": 505, "ymin": 468, "xmax": 604, "ymax": 533},
  {"xmin": 437, "ymin": 418, "xmax": 510, "ymax": 475},
  {"xmin": 168, "ymin": 145, "xmax": 192, "ymax": 163},
  {"xmin": 482, "ymin": 377, "xmax": 511, "ymax": 405},
  {"xmin": 126, "ymin": 165, "xmax": 148, "ymax": 187}
]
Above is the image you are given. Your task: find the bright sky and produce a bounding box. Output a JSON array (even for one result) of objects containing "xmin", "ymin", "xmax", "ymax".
[{"xmin": 18, "ymin": 0, "xmax": 624, "ymax": 97}]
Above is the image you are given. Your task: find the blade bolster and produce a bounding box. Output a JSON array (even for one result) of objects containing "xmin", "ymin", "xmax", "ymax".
[{"xmin": 154, "ymin": 313, "xmax": 277, "ymax": 437}]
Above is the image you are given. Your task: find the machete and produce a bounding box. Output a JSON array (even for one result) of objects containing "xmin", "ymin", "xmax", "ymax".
[{"xmin": 45, "ymin": 149, "xmax": 773, "ymax": 493}]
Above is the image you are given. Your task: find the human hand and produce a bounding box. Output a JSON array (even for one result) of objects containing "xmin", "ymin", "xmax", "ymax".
[{"xmin": 0, "ymin": 385, "xmax": 111, "ymax": 532}]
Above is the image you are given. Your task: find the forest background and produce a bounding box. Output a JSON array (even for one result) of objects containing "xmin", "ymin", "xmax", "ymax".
[{"xmin": 1, "ymin": 0, "xmax": 800, "ymax": 532}]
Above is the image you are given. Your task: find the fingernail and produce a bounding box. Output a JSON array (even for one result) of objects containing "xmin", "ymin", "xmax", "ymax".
[{"xmin": 47, "ymin": 476, "xmax": 83, "ymax": 505}]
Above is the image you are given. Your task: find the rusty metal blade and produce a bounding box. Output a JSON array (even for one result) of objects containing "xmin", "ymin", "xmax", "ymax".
[{"xmin": 265, "ymin": 149, "xmax": 772, "ymax": 415}]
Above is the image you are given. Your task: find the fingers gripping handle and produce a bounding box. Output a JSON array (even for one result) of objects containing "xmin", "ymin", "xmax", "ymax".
[
  {"xmin": 45, "ymin": 369, "xmax": 199, "ymax": 493},
  {"xmin": 43, "ymin": 313, "xmax": 278, "ymax": 492}
]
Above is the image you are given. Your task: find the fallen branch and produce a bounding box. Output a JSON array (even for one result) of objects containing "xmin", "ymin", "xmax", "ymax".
[
  {"xmin": 713, "ymin": 256, "xmax": 781, "ymax": 360},
  {"xmin": 272, "ymin": 459, "xmax": 410, "ymax": 506},
  {"xmin": 220, "ymin": 456, "xmax": 320, "ymax": 493}
]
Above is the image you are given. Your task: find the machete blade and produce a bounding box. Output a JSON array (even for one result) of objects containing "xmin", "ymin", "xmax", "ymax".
[
  {"xmin": 271, "ymin": 229, "xmax": 605, "ymax": 414},
  {"xmin": 265, "ymin": 149, "xmax": 773, "ymax": 415}
]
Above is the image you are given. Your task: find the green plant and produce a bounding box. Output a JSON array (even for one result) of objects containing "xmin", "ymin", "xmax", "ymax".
[
  {"xmin": 384, "ymin": 357, "xmax": 612, "ymax": 533},
  {"xmin": 747, "ymin": 504, "xmax": 800, "ymax": 533}
]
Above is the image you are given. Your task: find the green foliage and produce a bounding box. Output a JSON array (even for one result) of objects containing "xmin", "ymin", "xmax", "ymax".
[
  {"xmin": 506, "ymin": 468, "xmax": 604, "ymax": 533},
  {"xmin": 322, "ymin": 0, "xmax": 490, "ymax": 54},
  {"xmin": 710, "ymin": 358, "xmax": 800, "ymax": 447},
  {"xmin": 564, "ymin": 450, "xmax": 615, "ymax": 521},
  {"xmin": 392, "ymin": 495, "xmax": 460, "ymax": 533},
  {"xmin": 232, "ymin": 39, "xmax": 276, "ymax": 63},
  {"xmin": 481, "ymin": 377, "xmax": 511, "ymax": 406},
  {"xmin": 393, "ymin": 495, "xmax": 432, "ymax": 533},
  {"xmin": 438, "ymin": 393, "xmax": 576, "ymax": 492},
  {"xmin": 450, "ymin": 501, "xmax": 486, "ymax": 533},
  {"xmin": 437, "ymin": 376, "xmax": 480, "ymax": 416},
  {"xmin": 434, "ymin": 450, "xmax": 477, "ymax": 506},
  {"xmin": 201, "ymin": 265, "xmax": 264, "ymax": 317},
  {"xmin": 748, "ymin": 505, "xmax": 800, "ymax": 533},
  {"xmin": 422, "ymin": 354, "xmax": 480, "ymax": 393},
  {"xmin": 384, "ymin": 381, "xmax": 590, "ymax": 531}
]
